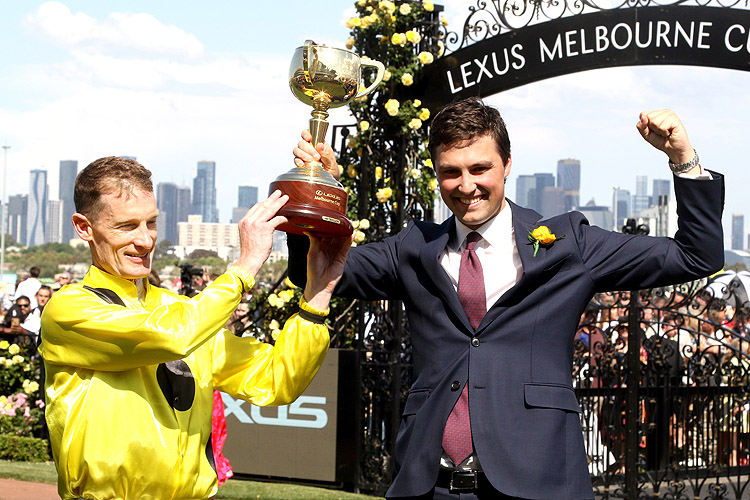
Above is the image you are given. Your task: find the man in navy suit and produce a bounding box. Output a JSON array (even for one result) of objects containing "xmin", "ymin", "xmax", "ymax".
[{"xmin": 290, "ymin": 99, "xmax": 724, "ymax": 499}]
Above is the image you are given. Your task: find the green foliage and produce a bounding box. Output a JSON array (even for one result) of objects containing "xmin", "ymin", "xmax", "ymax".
[
  {"xmin": 0, "ymin": 435, "xmax": 49, "ymax": 462},
  {"xmin": 8, "ymin": 242, "xmax": 89, "ymax": 278},
  {"xmin": 338, "ymin": 0, "xmax": 442, "ymax": 243}
]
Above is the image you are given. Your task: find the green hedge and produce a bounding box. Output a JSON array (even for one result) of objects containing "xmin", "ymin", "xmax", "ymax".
[{"xmin": 0, "ymin": 434, "xmax": 50, "ymax": 462}]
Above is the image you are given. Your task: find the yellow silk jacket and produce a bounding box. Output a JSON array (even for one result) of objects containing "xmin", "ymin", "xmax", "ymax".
[{"xmin": 40, "ymin": 265, "xmax": 330, "ymax": 500}]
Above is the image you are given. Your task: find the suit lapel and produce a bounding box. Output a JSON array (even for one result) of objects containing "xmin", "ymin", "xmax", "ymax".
[
  {"xmin": 418, "ymin": 217, "xmax": 475, "ymax": 334},
  {"xmin": 477, "ymin": 201, "xmax": 545, "ymax": 332}
]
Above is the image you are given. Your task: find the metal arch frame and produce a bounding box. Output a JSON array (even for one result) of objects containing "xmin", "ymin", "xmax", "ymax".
[{"xmin": 439, "ymin": 0, "xmax": 750, "ymax": 54}]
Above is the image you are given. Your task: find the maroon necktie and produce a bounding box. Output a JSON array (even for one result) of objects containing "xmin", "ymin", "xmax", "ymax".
[{"xmin": 442, "ymin": 231, "xmax": 486, "ymax": 466}]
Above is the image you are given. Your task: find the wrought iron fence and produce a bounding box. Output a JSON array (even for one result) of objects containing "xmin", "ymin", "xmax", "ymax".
[{"xmin": 320, "ymin": 276, "xmax": 750, "ymax": 498}]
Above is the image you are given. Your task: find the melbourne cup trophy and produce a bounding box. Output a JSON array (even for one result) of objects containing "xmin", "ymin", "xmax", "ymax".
[{"xmin": 270, "ymin": 40, "xmax": 385, "ymax": 236}]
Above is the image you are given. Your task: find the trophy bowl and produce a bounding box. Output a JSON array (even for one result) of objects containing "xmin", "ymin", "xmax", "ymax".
[{"xmin": 269, "ymin": 40, "xmax": 384, "ymax": 236}]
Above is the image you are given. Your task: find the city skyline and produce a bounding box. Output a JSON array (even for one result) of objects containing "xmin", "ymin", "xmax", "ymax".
[{"xmin": 0, "ymin": 1, "xmax": 748, "ymax": 248}]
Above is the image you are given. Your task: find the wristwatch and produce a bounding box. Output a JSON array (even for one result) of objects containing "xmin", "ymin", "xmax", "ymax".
[{"xmin": 668, "ymin": 149, "xmax": 699, "ymax": 174}]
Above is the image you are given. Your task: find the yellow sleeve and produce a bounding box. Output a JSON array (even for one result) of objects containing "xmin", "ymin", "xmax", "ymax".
[
  {"xmin": 210, "ymin": 313, "xmax": 330, "ymax": 406},
  {"xmin": 40, "ymin": 272, "xmax": 247, "ymax": 371}
]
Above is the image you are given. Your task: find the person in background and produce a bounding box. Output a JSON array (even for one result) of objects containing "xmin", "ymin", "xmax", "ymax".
[{"xmin": 14, "ymin": 266, "xmax": 42, "ymax": 309}]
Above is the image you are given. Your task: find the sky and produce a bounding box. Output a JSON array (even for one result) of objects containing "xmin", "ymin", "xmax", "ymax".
[{"xmin": 0, "ymin": 0, "xmax": 748, "ymax": 247}]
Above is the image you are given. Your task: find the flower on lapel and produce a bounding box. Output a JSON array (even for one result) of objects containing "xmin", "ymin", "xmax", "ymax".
[{"xmin": 528, "ymin": 225, "xmax": 564, "ymax": 257}]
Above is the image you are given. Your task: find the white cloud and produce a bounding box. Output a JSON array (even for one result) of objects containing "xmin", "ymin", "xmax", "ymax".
[{"xmin": 26, "ymin": 1, "xmax": 203, "ymax": 58}]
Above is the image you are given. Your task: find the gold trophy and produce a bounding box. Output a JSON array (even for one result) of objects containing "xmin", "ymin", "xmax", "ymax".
[{"xmin": 270, "ymin": 40, "xmax": 385, "ymax": 236}]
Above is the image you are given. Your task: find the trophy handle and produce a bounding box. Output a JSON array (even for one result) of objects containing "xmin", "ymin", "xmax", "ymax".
[
  {"xmin": 355, "ymin": 59, "xmax": 385, "ymax": 98},
  {"xmin": 302, "ymin": 39, "xmax": 317, "ymax": 84}
]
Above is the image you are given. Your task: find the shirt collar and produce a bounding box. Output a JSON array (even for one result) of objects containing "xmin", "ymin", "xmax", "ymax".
[{"xmin": 451, "ymin": 201, "xmax": 513, "ymax": 250}]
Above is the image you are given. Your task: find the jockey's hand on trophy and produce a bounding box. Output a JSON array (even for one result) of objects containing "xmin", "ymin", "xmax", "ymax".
[{"xmin": 293, "ymin": 129, "xmax": 341, "ymax": 180}]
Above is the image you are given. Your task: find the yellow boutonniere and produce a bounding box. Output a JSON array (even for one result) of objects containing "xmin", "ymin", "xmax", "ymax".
[{"xmin": 528, "ymin": 225, "xmax": 564, "ymax": 257}]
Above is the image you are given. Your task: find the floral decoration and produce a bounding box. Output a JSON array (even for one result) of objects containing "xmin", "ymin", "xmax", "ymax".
[{"xmin": 528, "ymin": 225, "xmax": 564, "ymax": 257}]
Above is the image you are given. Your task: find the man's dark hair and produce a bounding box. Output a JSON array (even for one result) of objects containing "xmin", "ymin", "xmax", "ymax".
[
  {"xmin": 74, "ymin": 156, "xmax": 154, "ymax": 219},
  {"xmin": 29, "ymin": 267, "xmax": 40, "ymax": 278},
  {"xmin": 15, "ymin": 296, "xmax": 30, "ymax": 305},
  {"xmin": 428, "ymin": 97, "xmax": 511, "ymax": 166}
]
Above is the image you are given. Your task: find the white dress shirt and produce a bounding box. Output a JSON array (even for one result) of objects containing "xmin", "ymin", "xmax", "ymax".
[{"xmin": 439, "ymin": 203, "xmax": 523, "ymax": 310}]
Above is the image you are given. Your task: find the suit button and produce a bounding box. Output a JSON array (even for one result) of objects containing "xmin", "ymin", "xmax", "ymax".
[
  {"xmin": 451, "ymin": 381, "xmax": 460, "ymax": 391},
  {"xmin": 471, "ymin": 337, "xmax": 480, "ymax": 347}
]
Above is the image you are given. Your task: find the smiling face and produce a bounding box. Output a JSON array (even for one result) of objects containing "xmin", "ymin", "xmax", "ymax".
[
  {"xmin": 73, "ymin": 189, "xmax": 158, "ymax": 279},
  {"xmin": 435, "ymin": 133, "xmax": 512, "ymax": 230}
]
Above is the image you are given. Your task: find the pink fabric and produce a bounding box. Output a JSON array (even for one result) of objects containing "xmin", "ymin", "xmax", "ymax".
[{"xmin": 212, "ymin": 390, "xmax": 233, "ymax": 485}]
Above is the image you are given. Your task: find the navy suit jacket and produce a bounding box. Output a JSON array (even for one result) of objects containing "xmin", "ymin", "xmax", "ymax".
[{"xmin": 288, "ymin": 172, "xmax": 724, "ymax": 499}]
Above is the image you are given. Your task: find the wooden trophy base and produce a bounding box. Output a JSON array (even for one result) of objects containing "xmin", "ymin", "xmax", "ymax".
[{"xmin": 269, "ymin": 178, "xmax": 353, "ymax": 236}]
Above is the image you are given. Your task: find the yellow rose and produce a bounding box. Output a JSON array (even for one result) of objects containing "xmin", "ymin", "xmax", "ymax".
[
  {"xmin": 424, "ymin": 158, "xmax": 433, "ymax": 168},
  {"xmin": 358, "ymin": 0, "xmax": 366, "ymax": 5},
  {"xmin": 279, "ymin": 289, "xmax": 295, "ymax": 302},
  {"xmin": 441, "ymin": 16, "xmax": 448, "ymax": 26},
  {"xmin": 409, "ymin": 168, "xmax": 421, "ymax": 179},
  {"xmin": 0, "ymin": 340, "xmax": 8, "ymax": 349},
  {"xmin": 418, "ymin": 51, "xmax": 434, "ymax": 65},
  {"xmin": 423, "ymin": 0, "xmax": 434, "ymax": 11},
  {"xmin": 531, "ymin": 226, "xmax": 556, "ymax": 245},
  {"xmin": 385, "ymin": 98, "xmax": 400, "ymax": 116},
  {"xmin": 376, "ymin": 187, "xmax": 393, "ymax": 202},
  {"xmin": 346, "ymin": 37, "xmax": 355, "ymax": 49},
  {"xmin": 408, "ymin": 118, "xmax": 422, "ymax": 130},
  {"xmin": 375, "ymin": 166, "xmax": 383, "ymax": 180},
  {"xmin": 267, "ymin": 293, "xmax": 282, "ymax": 308},
  {"xmin": 269, "ymin": 319, "xmax": 280, "ymax": 330},
  {"xmin": 12, "ymin": 355, "xmax": 23, "ymax": 365},
  {"xmin": 413, "ymin": 99, "xmax": 421, "ymax": 107},
  {"xmin": 391, "ymin": 32, "xmax": 407, "ymax": 46},
  {"xmin": 401, "ymin": 73, "xmax": 414, "ymax": 86},
  {"xmin": 383, "ymin": 69, "xmax": 392, "ymax": 81},
  {"xmin": 406, "ymin": 30, "xmax": 422, "ymax": 44},
  {"xmin": 354, "ymin": 230, "xmax": 366, "ymax": 244},
  {"xmin": 346, "ymin": 17, "xmax": 362, "ymax": 28},
  {"xmin": 419, "ymin": 108, "xmax": 431, "ymax": 121},
  {"xmin": 399, "ymin": 3, "xmax": 411, "ymax": 15},
  {"xmin": 360, "ymin": 120, "xmax": 370, "ymax": 132},
  {"xmin": 359, "ymin": 219, "xmax": 371, "ymax": 230},
  {"xmin": 347, "ymin": 165, "xmax": 358, "ymax": 178},
  {"xmin": 428, "ymin": 178, "xmax": 438, "ymax": 191},
  {"xmin": 8, "ymin": 344, "xmax": 20, "ymax": 355}
]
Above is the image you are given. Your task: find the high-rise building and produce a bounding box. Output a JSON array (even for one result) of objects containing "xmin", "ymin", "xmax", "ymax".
[
  {"xmin": 515, "ymin": 175, "xmax": 535, "ymax": 208},
  {"xmin": 232, "ymin": 186, "xmax": 259, "ymax": 223},
  {"xmin": 177, "ymin": 186, "xmax": 191, "ymax": 223},
  {"xmin": 539, "ymin": 186, "xmax": 565, "ymax": 217},
  {"xmin": 191, "ymin": 161, "xmax": 217, "ymax": 223},
  {"xmin": 238, "ymin": 186, "xmax": 258, "ymax": 209},
  {"xmin": 59, "ymin": 160, "xmax": 78, "ymax": 244},
  {"xmin": 579, "ymin": 199, "xmax": 613, "ymax": 231},
  {"xmin": 45, "ymin": 199, "xmax": 64, "ymax": 244},
  {"xmin": 533, "ymin": 173, "xmax": 555, "ymax": 213},
  {"xmin": 652, "ymin": 178, "xmax": 671, "ymax": 204},
  {"xmin": 613, "ymin": 188, "xmax": 631, "ymax": 229},
  {"xmin": 27, "ymin": 169, "xmax": 48, "ymax": 247},
  {"xmin": 632, "ymin": 175, "xmax": 650, "ymax": 216},
  {"xmin": 732, "ymin": 213, "xmax": 744, "ymax": 250},
  {"xmin": 157, "ymin": 182, "xmax": 180, "ymax": 245},
  {"xmin": 556, "ymin": 159, "xmax": 580, "ymax": 212},
  {"xmin": 7, "ymin": 194, "xmax": 27, "ymax": 246}
]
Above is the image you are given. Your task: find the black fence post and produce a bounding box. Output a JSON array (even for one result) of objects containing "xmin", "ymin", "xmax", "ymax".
[{"xmin": 625, "ymin": 289, "xmax": 641, "ymax": 499}]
